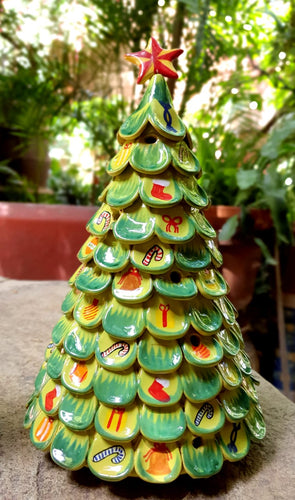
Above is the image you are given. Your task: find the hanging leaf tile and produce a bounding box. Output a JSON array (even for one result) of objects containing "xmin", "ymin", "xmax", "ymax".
[
  {"xmin": 59, "ymin": 391, "xmax": 98, "ymax": 431},
  {"xmin": 75, "ymin": 265, "xmax": 112, "ymax": 294},
  {"xmin": 140, "ymin": 172, "xmax": 182, "ymax": 208},
  {"xmin": 190, "ymin": 296, "xmax": 223, "ymax": 335},
  {"xmin": 106, "ymin": 169, "xmax": 140, "ymax": 208},
  {"xmin": 140, "ymin": 404, "xmax": 186, "ymax": 442},
  {"xmin": 61, "ymin": 288, "xmax": 80, "ymax": 314},
  {"xmin": 181, "ymin": 331, "xmax": 223, "ymax": 367},
  {"xmin": 69, "ymin": 263, "xmax": 87, "ymax": 285},
  {"xmin": 146, "ymin": 294, "xmax": 190, "ymax": 339},
  {"xmin": 77, "ymin": 235, "xmax": 100, "ymax": 263},
  {"xmin": 217, "ymin": 328, "xmax": 240, "ymax": 357},
  {"xmin": 185, "ymin": 399, "xmax": 225, "ymax": 436},
  {"xmin": 52, "ymin": 315, "xmax": 73, "ymax": 348},
  {"xmin": 94, "ymin": 402, "xmax": 139, "ymax": 442},
  {"xmin": 61, "ymin": 356, "xmax": 97, "ymax": 394},
  {"xmin": 138, "ymin": 331, "xmax": 183, "ymax": 373},
  {"xmin": 219, "ymin": 421, "xmax": 250, "ymax": 461},
  {"xmin": 86, "ymin": 204, "xmax": 116, "ymax": 236},
  {"xmin": 102, "ymin": 298, "xmax": 145, "ymax": 339},
  {"xmin": 196, "ymin": 269, "xmax": 228, "ymax": 299},
  {"xmin": 171, "ymin": 141, "xmax": 201, "ymax": 175},
  {"xmin": 96, "ymin": 330, "xmax": 137, "ymax": 371},
  {"xmin": 245, "ymin": 402, "xmax": 266, "ymax": 440},
  {"xmin": 205, "ymin": 239, "xmax": 223, "ymax": 267},
  {"xmin": 64, "ymin": 322, "xmax": 97, "ymax": 360},
  {"xmin": 88, "ymin": 433, "xmax": 134, "ymax": 481},
  {"xmin": 130, "ymin": 139, "xmax": 171, "ymax": 174},
  {"xmin": 93, "ymin": 367, "xmax": 137, "ymax": 406},
  {"xmin": 39, "ymin": 380, "xmax": 65, "ymax": 417},
  {"xmin": 114, "ymin": 202, "xmax": 156, "ymax": 243},
  {"xmin": 234, "ymin": 350, "xmax": 252, "ymax": 375},
  {"xmin": 138, "ymin": 369, "xmax": 182, "ymax": 407},
  {"xmin": 153, "ymin": 269, "xmax": 198, "ymax": 299},
  {"xmin": 94, "ymin": 234, "xmax": 130, "ymax": 272},
  {"xmin": 180, "ymin": 364, "xmax": 222, "ymax": 403},
  {"xmin": 181, "ymin": 434, "xmax": 223, "ymax": 479},
  {"xmin": 218, "ymin": 358, "xmax": 242, "ymax": 390},
  {"xmin": 30, "ymin": 411, "xmax": 58, "ymax": 451},
  {"xmin": 214, "ymin": 297, "xmax": 237, "ymax": 326},
  {"xmin": 73, "ymin": 294, "xmax": 106, "ymax": 329},
  {"xmin": 191, "ymin": 210, "xmax": 216, "ymax": 239},
  {"xmin": 50, "ymin": 423, "xmax": 89, "ymax": 470},
  {"xmin": 24, "ymin": 398, "xmax": 41, "ymax": 430},
  {"xmin": 220, "ymin": 387, "xmax": 250, "ymax": 421},
  {"xmin": 130, "ymin": 237, "xmax": 174, "ymax": 274},
  {"xmin": 179, "ymin": 176, "xmax": 209, "ymax": 208},
  {"xmin": 134, "ymin": 437, "xmax": 182, "ymax": 483},
  {"xmin": 47, "ymin": 347, "xmax": 66, "ymax": 380},
  {"xmin": 107, "ymin": 142, "xmax": 134, "ymax": 176},
  {"xmin": 112, "ymin": 265, "xmax": 153, "ymax": 303},
  {"xmin": 155, "ymin": 206, "xmax": 195, "ymax": 243},
  {"xmin": 175, "ymin": 236, "xmax": 211, "ymax": 271}
]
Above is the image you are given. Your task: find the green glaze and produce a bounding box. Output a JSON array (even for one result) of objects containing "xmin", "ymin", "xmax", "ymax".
[
  {"xmin": 118, "ymin": 75, "xmax": 186, "ymax": 142},
  {"xmin": 93, "ymin": 367, "xmax": 137, "ymax": 406},
  {"xmin": 46, "ymin": 347, "xmax": 66, "ymax": 380},
  {"xmin": 107, "ymin": 142, "xmax": 134, "ymax": 176},
  {"xmin": 88, "ymin": 433, "xmax": 134, "ymax": 481},
  {"xmin": 73, "ymin": 293, "xmax": 106, "ymax": 329},
  {"xmin": 59, "ymin": 392, "xmax": 98, "ymax": 431},
  {"xmin": 64, "ymin": 322, "xmax": 97, "ymax": 360},
  {"xmin": 94, "ymin": 234, "xmax": 130, "ymax": 272},
  {"xmin": 171, "ymin": 141, "xmax": 201, "ymax": 175},
  {"xmin": 96, "ymin": 330, "xmax": 137, "ymax": 371},
  {"xmin": 179, "ymin": 176, "xmax": 209, "ymax": 208},
  {"xmin": 146, "ymin": 294, "xmax": 190, "ymax": 339},
  {"xmin": 61, "ymin": 356, "xmax": 97, "ymax": 394},
  {"xmin": 181, "ymin": 331, "xmax": 223, "ymax": 367},
  {"xmin": 185, "ymin": 399, "xmax": 225, "ymax": 435},
  {"xmin": 44, "ymin": 341, "xmax": 56, "ymax": 361},
  {"xmin": 138, "ymin": 332, "xmax": 182, "ymax": 373},
  {"xmin": 190, "ymin": 296, "xmax": 223, "ymax": 335},
  {"xmin": 175, "ymin": 236, "xmax": 211, "ymax": 271},
  {"xmin": 205, "ymin": 239, "xmax": 223, "ymax": 267},
  {"xmin": 24, "ymin": 399, "xmax": 41, "ymax": 429},
  {"xmin": 217, "ymin": 328, "xmax": 240, "ymax": 357},
  {"xmin": 106, "ymin": 168, "xmax": 140, "ymax": 208},
  {"xmin": 112, "ymin": 265, "xmax": 153, "ymax": 303},
  {"xmin": 181, "ymin": 435, "xmax": 223, "ymax": 478},
  {"xmin": 39, "ymin": 380, "xmax": 65, "ymax": 416},
  {"xmin": 30, "ymin": 412, "xmax": 58, "ymax": 451},
  {"xmin": 86, "ymin": 204, "xmax": 115, "ymax": 236},
  {"xmin": 61, "ymin": 288, "xmax": 80, "ymax": 314},
  {"xmin": 50, "ymin": 423, "xmax": 89, "ymax": 470},
  {"xmin": 140, "ymin": 404, "xmax": 186, "ymax": 442},
  {"xmin": 75, "ymin": 265, "xmax": 112, "ymax": 294},
  {"xmin": 155, "ymin": 206, "xmax": 196, "ymax": 243},
  {"xmin": 102, "ymin": 298, "xmax": 145, "ymax": 339},
  {"xmin": 94, "ymin": 403, "xmax": 139, "ymax": 442},
  {"xmin": 114, "ymin": 201, "xmax": 156, "ymax": 243},
  {"xmin": 191, "ymin": 210, "xmax": 216, "ymax": 239},
  {"xmin": 134, "ymin": 437, "xmax": 182, "ymax": 483},
  {"xmin": 180, "ymin": 364, "xmax": 222, "ymax": 402},
  {"xmin": 77, "ymin": 235, "xmax": 100, "ymax": 262},
  {"xmin": 218, "ymin": 358, "xmax": 242, "ymax": 389},
  {"xmin": 196, "ymin": 269, "xmax": 228, "ymax": 299},
  {"xmin": 154, "ymin": 271, "xmax": 198, "ymax": 299},
  {"xmin": 130, "ymin": 140, "xmax": 171, "ymax": 174},
  {"xmin": 140, "ymin": 172, "xmax": 182, "ymax": 208},
  {"xmin": 220, "ymin": 386, "xmax": 250, "ymax": 421},
  {"xmin": 245, "ymin": 402, "xmax": 266, "ymax": 440},
  {"xmin": 242, "ymin": 375, "xmax": 259, "ymax": 403},
  {"xmin": 34, "ymin": 362, "xmax": 49, "ymax": 393}
]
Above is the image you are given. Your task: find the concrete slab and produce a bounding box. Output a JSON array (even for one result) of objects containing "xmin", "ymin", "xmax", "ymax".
[{"xmin": 1, "ymin": 279, "xmax": 294, "ymax": 500}]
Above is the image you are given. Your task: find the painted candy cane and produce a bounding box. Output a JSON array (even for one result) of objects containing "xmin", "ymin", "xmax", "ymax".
[
  {"xmin": 92, "ymin": 445, "xmax": 125, "ymax": 464},
  {"xmin": 194, "ymin": 402, "xmax": 214, "ymax": 426},
  {"xmin": 95, "ymin": 210, "xmax": 111, "ymax": 230},
  {"xmin": 100, "ymin": 342, "xmax": 130, "ymax": 358},
  {"xmin": 142, "ymin": 244, "xmax": 164, "ymax": 266}
]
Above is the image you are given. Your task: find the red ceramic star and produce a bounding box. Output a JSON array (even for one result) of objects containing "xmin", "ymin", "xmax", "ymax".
[{"xmin": 124, "ymin": 37, "xmax": 183, "ymax": 84}]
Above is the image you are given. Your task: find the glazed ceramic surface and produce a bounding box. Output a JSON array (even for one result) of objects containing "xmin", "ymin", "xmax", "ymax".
[{"xmin": 25, "ymin": 38, "xmax": 265, "ymax": 483}]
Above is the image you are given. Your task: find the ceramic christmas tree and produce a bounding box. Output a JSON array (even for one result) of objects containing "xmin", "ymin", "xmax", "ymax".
[{"xmin": 24, "ymin": 38, "xmax": 265, "ymax": 483}]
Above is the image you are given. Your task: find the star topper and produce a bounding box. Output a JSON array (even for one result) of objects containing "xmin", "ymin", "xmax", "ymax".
[{"xmin": 124, "ymin": 37, "xmax": 183, "ymax": 84}]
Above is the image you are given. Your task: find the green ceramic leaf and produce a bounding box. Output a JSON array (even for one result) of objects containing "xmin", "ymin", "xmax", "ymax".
[
  {"xmin": 107, "ymin": 142, "xmax": 134, "ymax": 176},
  {"xmin": 185, "ymin": 399, "xmax": 225, "ymax": 435},
  {"xmin": 220, "ymin": 387, "xmax": 250, "ymax": 421},
  {"xmin": 102, "ymin": 298, "xmax": 145, "ymax": 339},
  {"xmin": 175, "ymin": 236, "xmax": 211, "ymax": 271},
  {"xmin": 179, "ymin": 176, "xmax": 209, "ymax": 208},
  {"xmin": 44, "ymin": 341, "xmax": 56, "ymax": 361},
  {"xmin": 217, "ymin": 328, "xmax": 240, "ymax": 357},
  {"xmin": 68, "ymin": 263, "xmax": 86, "ymax": 285},
  {"xmin": 94, "ymin": 403, "xmax": 139, "ymax": 442},
  {"xmin": 234, "ymin": 350, "xmax": 252, "ymax": 375},
  {"xmin": 59, "ymin": 392, "xmax": 98, "ymax": 431},
  {"xmin": 86, "ymin": 204, "xmax": 116, "ymax": 236},
  {"xmin": 114, "ymin": 201, "xmax": 156, "ymax": 243},
  {"xmin": 242, "ymin": 375, "xmax": 259, "ymax": 403},
  {"xmin": 34, "ymin": 362, "xmax": 49, "ymax": 393},
  {"xmin": 205, "ymin": 239, "xmax": 223, "ymax": 267},
  {"xmin": 93, "ymin": 367, "xmax": 137, "ymax": 406},
  {"xmin": 61, "ymin": 356, "xmax": 97, "ymax": 394},
  {"xmin": 77, "ymin": 235, "xmax": 100, "ymax": 262},
  {"xmin": 180, "ymin": 364, "xmax": 222, "ymax": 402},
  {"xmin": 171, "ymin": 141, "xmax": 201, "ymax": 175},
  {"xmin": 191, "ymin": 210, "xmax": 216, "ymax": 239},
  {"xmin": 139, "ymin": 172, "xmax": 182, "ymax": 208},
  {"xmin": 140, "ymin": 404, "xmax": 186, "ymax": 442},
  {"xmin": 112, "ymin": 265, "xmax": 153, "ymax": 303},
  {"xmin": 138, "ymin": 332, "xmax": 183, "ymax": 373},
  {"xmin": 190, "ymin": 296, "xmax": 223, "ymax": 335},
  {"xmin": 88, "ymin": 433, "xmax": 134, "ymax": 481},
  {"xmin": 75, "ymin": 265, "xmax": 112, "ymax": 294},
  {"xmin": 218, "ymin": 358, "xmax": 242, "ymax": 389},
  {"xmin": 94, "ymin": 234, "xmax": 130, "ymax": 272},
  {"xmin": 138, "ymin": 369, "xmax": 183, "ymax": 407},
  {"xmin": 134, "ymin": 437, "xmax": 182, "ymax": 483},
  {"xmin": 30, "ymin": 411, "xmax": 58, "ymax": 451},
  {"xmin": 106, "ymin": 168, "xmax": 140, "ymax": 208},
  {"xmin": 52, "ymin": 315, "xmax": 75, "ymax": 346},
  {"xmin": 61, "ymin": 288, "xmax": 80, "ymax": 314},
  {"xmin": 146, "ymin": 294, "xmax": 190, "ymax": 339},
  {"xmin": 245, "ymin": 402, "xmax": 266, "ymax": 440},
  {"xmin": 181, "ymin": 435, "xmax": 223, "ymax": 478},
  {"xmin": 50, "ymin": 423, "xmax": 89, "ymax": 470},
  {"xmin": 96, "ymin": 330, "xmax": 137, "ymax": 371},
  {"xmin": 64, "ymin": 322, "xmax": 97, "ymax": 360},
  {"xmin": 196, "ymin": 269, "xmax": 228, "ymax": 299},
  {"xmin": 130, "ymin": 237, "xmax": 174, "ymax": 274},
  {"xmin": 47, "ymin": 347, "xmax": 66, "ymax": 379},
  {"xmin": 24, "ymin": 398, "xmax": 41, "ymax": 429},
  {"xmin": 155, "ymin": 206, "xmax": 196, "ymax": 243},
  {"xmin": 219, "ymin": 421, "xmax": 250, "ymax": 461},
  {"xmin": 130, "ymin": 139, "xmax": 171, "ymax": 174},
  {"xmin": 214, "ymin": 297, "xmax": 237, "ymax": 326},
  {"xmin": 73, "ymin": 294, "xmax": 106, "ymax": 328},
  {"xmin": 39, "ymin": 380, "xmax": 65, "ymax": 416},
  {"xmin": 154, "ymin": 270, "xmax": 198, "ymax": 299},
  {"xmin": 181, "ymin": 331, "xmax": 223, "ymax": 367}
]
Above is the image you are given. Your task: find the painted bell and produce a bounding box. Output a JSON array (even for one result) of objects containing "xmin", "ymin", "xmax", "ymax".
[{"xmin": 24, "ymin": 37, "xmax": 265, "ymax": 483}]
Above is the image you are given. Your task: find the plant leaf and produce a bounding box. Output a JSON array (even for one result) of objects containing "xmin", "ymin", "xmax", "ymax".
[
  {"xmin": 236, "ymin": 169, "xmax": 260, "ymax": 190},
  {"xmin": 219, "ymin": 214, "xmax": 239, "ymax": 242},
  {"xmin": 254, "ymin": 237, "xmax": 277, "ymax": 266}
]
